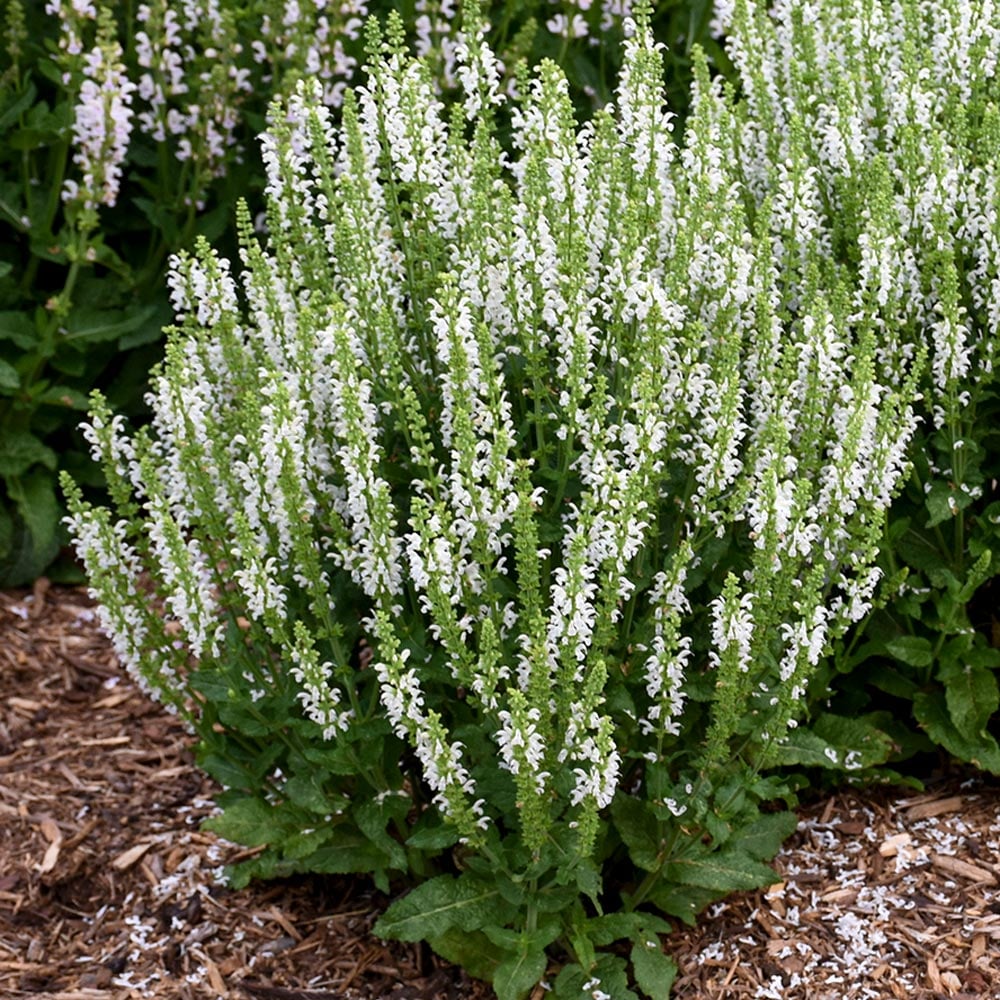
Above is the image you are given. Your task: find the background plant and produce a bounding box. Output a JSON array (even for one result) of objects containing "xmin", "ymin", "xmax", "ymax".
[
  {"xmin": 0, "ymin": 0, "xmax": 719, "ymax": 587},
  {"xmin": 708, "ymin": 0, "xmax": 1000, "ymax": 776},
  {"xmin": 64, "ymin": 3, "xmax": 933, "ymax": 995}
]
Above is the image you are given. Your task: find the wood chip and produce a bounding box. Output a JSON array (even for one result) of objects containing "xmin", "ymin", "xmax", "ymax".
[
  {"xmin": 201, "ymin": 953, "xmax": 227, "ymax": 995},
  {"xmin": 971, "ymin": 933, "xmax": 987, "ymax": 961},
  {"xmin": 267, "ymin": 905, "xmax": 302, "ymax": 941},
  {"xmin": 930, "ymin": 853, "xmax": 997, "ymax": 885},
  {"xmin": 111, "ymin": 842, "xmax": 154, "ymax": 870},
  {"xmin": 906, "ymin": 796, "xmax": 965, "ymax": 821},
  {"xmin": 927, "ymin": 956, "xmax": 943, "ymax": 991},
  {"xmin": 78, "ymin": 736, "xmax": 131, "ymax": 747},
  {"xmin": 93, "ymin": 690, "xmax": 132, "ymax": 709},
  {"xmin": 940, "ymin": 970, "xmax": 962, "ymax": 995},
  {"xmin": 37, "ymin": 840, "xmax": 61, "ymax": 874},
  {"xmin": 879, "ymin": 832, "xmax": 912, "ymax": 857},
  {"xmin": 8, "ymin": 697, "xmax": 42, "ymax": 713},
  {"xmin": 39, "ymin": 816, "xmax": 62, "ymax": 845}
]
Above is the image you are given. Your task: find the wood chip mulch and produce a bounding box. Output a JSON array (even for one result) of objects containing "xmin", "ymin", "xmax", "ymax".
[{"xmin": 2, "ymin": 584, "xmax": 998, "ymax": 1000}]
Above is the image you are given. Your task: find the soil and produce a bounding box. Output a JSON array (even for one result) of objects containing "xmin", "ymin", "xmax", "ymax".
[{"xmin": 1, "ymin": 583, "xmax": 998, "ymax": 1000}]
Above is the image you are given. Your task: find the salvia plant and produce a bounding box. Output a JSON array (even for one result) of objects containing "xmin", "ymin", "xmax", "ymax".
[
  {"xmin": 710, "ymin": 0, "xmax": 1000, "ymax": 775},
  {"xmin": 63, "ymin": 0, "xmax": 985, "ymax": 996},
  {"xmin": 0, "ymin": 0, "xmax": 717, "ymax": 586}
]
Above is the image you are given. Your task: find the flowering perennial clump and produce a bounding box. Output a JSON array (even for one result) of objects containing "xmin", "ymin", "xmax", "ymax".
[{"xmin": 63, "ymin": 1, "xmax": 1000, "ymax": 996}]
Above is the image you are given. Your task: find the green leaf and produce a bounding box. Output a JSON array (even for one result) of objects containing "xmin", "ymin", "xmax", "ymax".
[
  {"xmin": 374, "ymin": 874, "xmax": 514, "ymax": 942},
  {"xmin": 35, "ymin": 385, "xmax": 90, "ymax": 409},
  {"xmin": 865, "ymin": 664, "xmax": 920, "ymax": 699},
  {"xmin": 913, "ymin": 692, "xmax": 1000, "ymax": 774},
  {"xmin": 925, "ymin": 481, "xmax": 971, "ymax": 528},
  {"xmin": 0, "ymin": 358, "xmax": 18, "ymax": 390},
  {"xmin": 554, "ymin": 955, "xmax": 637, "ymax": 1000},
  {"xmin": 283, "ymin": 772, "xmax": 334, "ymax": 815},
  {"xmin": 664, "ymin": 848, "xmax": 778, "ymax": 892},
  {"xmin": 298, "ymin": 833, "xmax": 388, "ymax": 874},
  {"xmin": 630, "ymin": 936, "xmax": 677, "ymax": 1000},
  {"xmin": 611, "ymin": 795, "xmax": 661, "ymax": 871},
  {"xmin": 405, "ymin": 813, "xmax": 460, "ymax": 850},
  {"xmin": 8, "ymin": 469, "xmax": 59, "ymax": 562},
  {"xmin": 203, "ymin": 796, "xmax": 286, "ymax": 847},
  {"xmin": 768, "ymin": 728, "xmax": 841, "ymax": 769},
  {"xmin": 811, "ymin": 714, "xmax": 895, "ymax": 769},
  {"xmin": 0, "ymin": 310, "xmax": 38, "ymax": 349},
  {"xmin": 353, "ymin": 795, "xmax": 409, "ymax": 870},
  {"xmin": 940, "ymin": 662, "xmax": 999, "ymax": 743},
  {"xmin": 0, "ymin": 498, "xmax": 59, "ymax": 586},
  {"xmin": 64, "ymin": 305, "xmax": 159, "ymax": 347},
  {"xmin": 883, "ymin": 636, "xmax": 934, "ymax": 668},
  {"xmin": 427, "ymin": 928, "xmax": 505, "ymax": 982},
  {"xmin": 0, "ymin": 82, "xmax": 38, "ymax": 133},
  {"xmin": 196, "ymin": 750, "xmax": 255, "ymax": 790},
  {"xmin": 646, "ymin": 883, "xmax": 722, "ymax": 927},
  {"xmin": 731, "ymin": 812, "xmax": 798, "ymax": 861},
  {"xmin": 493, "ymin": 943, "xmax": 548, "ymax": 1000},
  {"xmin": 586, "ymin": 913, "xmax": 672, "ymax": 948}
]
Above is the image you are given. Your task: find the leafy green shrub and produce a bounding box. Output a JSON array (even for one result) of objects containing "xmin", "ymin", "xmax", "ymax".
[
  {"xmin": 64, "ymin": 4, "xmax": 929, "ymax": 995},
  {"xmin": 709, "ymin": 0, "xmax": 1000, "ymax": 773},
  {"xmin": 0, "ymin": 0, "xmax": 718, "ymax": 586}
]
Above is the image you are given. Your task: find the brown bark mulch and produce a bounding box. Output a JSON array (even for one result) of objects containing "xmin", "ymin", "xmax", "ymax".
[{"xmin": 1, "ymin": 584, "xmax": 998, "ymax": 1000}]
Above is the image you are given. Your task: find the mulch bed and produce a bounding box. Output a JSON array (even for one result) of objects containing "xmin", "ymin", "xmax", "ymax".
[{"xmin": 1, "ymin": 584, "xmax": 998, "ymax": 1000}]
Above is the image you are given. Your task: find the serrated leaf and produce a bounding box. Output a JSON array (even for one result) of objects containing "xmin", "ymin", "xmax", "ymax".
[
  {"xmin": 925, "ymin": 481, "xmax": 969, "ymax": 527},
  {"xmin": 664, "ymin": 848, "xmax": 778, "ymax": 892},
  {"xmin": 883, "ymin": 635, "xmax": 934, "ymax": 668},
  {"xmin": 299, "ymin": 834, "xmax": 387, "ymax": 874},
  {"xmin": 913, "ymin": 691, "xmax": 1000, "ymax": 774},
  {"xmin": 204, "ymin": 796, "xmax": 286, "ymax": 847},
  {"xmin": 36, "ymin": 384, "xmax": 90, "ymax": 409},
  {"xmin": 732, "ymin": 812, "xmax": 798, "ymax": 861},
  {"xmin": 554, "ymin": 955, "xmax": 637, "ymax": 1000},
  {"xmin": 353, "ymin": 795, "xmax": 409, "ymax": 870},
  {"xmin": 611, "ymin": 795, "xmax": 661, "ymax": 871},
  {"xmin": 865, "ymin": 664, "xmax": 920, "ymax": 699},
  {"xmin": 0, "ymin": 310, "xmax": 38, "ymax": 351},
  {"xmin": 811, "ymin": 714, "xmax": 894, "ymax": 769},
  {"xmin": 427, "ymin": 927, "xmax": 505, "ymax": 982},
  {"xmin": 940, "ymin": 663, "xmax": 999, "ymax": 743},
  {"xmin": 283, "ymin": 772, "xmax": 334, "ymax": 815},
  {"xmin": 630, "ymin": 936, "xmax": 677, "ymax": 1000},
  {"xmin": 64, "ymin": 304, "xmax": 159, "ymax": 346},
  {"xmin": 0, "ymin": 431, "xmax": 57, "ymax": 476},
  {"xmin": 374, "ymin": 874, "xmax": 514, "ymax": 942},
  {"xmin": 493, "ymin": 943, "xmax": 548, "ymax": 1000},
  {"xmin": 768, "ymin": 728, "xmax": 840, "ymax": 769},
  {"xmin": 586, "ymin": 913, "xmax": 672, "ymax": 948},
  {"xmin": 405, "ymin": 815, "xmax": 460, "ymax": 850},
  {"xmin": 646, "ymin": 883, "xmax": 721, "ymax": 927},
  {"xmin": 196, "ymin": 750, "xmax": 254, "ymax": 790},
  {"xmin": 8, "ymin": 469, "xmax": 59, "ymax": 564}
]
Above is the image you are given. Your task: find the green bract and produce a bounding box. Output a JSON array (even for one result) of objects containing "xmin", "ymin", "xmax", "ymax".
[{"xmin": 64, "ymin": 1, "xmax": 996, "ymax": 996}]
